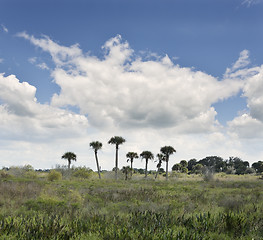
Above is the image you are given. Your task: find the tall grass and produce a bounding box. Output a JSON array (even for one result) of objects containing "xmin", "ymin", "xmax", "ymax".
[{"xmin": 0, "ymin": 172, "xmax": 262, "ymax": 239}]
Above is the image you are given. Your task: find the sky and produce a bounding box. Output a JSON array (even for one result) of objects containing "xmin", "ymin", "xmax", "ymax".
[{"xmin": 0, "ymin": 0, "xmax": 263, "ymax": 170}]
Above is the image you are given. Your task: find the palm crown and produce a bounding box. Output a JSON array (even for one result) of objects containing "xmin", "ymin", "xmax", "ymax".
[
  {"xmin": 140, "ymin": 151, "xmax": 154, "ymax": 160},
  {"xmin": 90, "ymin": 141, "xmax": 103, "ymax": 152},
  {"xmin": 108, "ymin": 136, "xmax": 126, "ymax": 148},
  {"xmin": 61, "ymin": 152, "xmax": 77, "ymax": 169},
  {"xmin": 160, "ymin": 146, "xmax": 176, "ymax": 161},
  {"xmin": 126, "ymin": 152, "xmax": 139, "ymax": 162}
]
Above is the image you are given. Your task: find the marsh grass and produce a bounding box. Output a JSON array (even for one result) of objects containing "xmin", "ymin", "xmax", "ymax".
[{"xmin": 0, "ymin": 172, "xmax": 262, "ymax": 239}]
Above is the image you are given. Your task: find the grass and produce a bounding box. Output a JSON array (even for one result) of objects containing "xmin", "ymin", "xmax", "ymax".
[{"xmin": 0, "ymin": 171, "xmax": 263, "ymax": 239}]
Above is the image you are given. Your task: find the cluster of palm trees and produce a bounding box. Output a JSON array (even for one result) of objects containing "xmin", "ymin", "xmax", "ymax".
[{"xmin": 63, "ymin": 136, "xmax": 176, "ymax": 180}]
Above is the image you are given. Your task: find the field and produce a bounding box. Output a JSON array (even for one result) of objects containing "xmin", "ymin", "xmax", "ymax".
[{"xmin": 0, "ymin": 170, "xmax": 263, "ymax": 239}]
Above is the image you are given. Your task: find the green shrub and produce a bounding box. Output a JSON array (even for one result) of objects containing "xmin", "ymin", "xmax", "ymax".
[
  {"xmin": 72, "ymin": 167, "xmax": 92, "ymax": 179},
  {"xmin": 24, "ymin": 171, "xmax": 38, "ymax": 179},
  {"xmin": 47, "ymin": 170, "xmax": 62, "ymax": 181},
  {"xmin": 0, "ymin": 170, "xmax": 11, "ymax": 179}
]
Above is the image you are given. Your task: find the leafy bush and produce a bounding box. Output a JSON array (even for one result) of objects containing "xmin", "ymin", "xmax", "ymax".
[
  {"xmin": 24, "ymin": 171, "xmax": 38, "ymax": 179},
  {"xmin": 72, "ymin": 167, "xmax": 92, "ymax": 179},
  {"xmin": 47, "ymin": 170, "xmax": 62, "ymax": 181},
  {"xmin": 0, "ymin": 170, "xmax": 11, "ymax": 179}
]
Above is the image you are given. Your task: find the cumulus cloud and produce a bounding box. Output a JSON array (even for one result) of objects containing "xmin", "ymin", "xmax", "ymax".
[
  {"xmin": 0, "ymin": 73, "xmax": 89, "ymax": 141},
  {"xmin": 19, "ymin": 33, "xmax": 245, "ymax": 134},
  {"xmin": 228, "ymin": 114, "xmax": 263, "ymax": 138},
  {"xmin": 228, "ymin": 65, "xmax": 263, "ymax": 138},
  {"xmin": 243, "ymin": 66, "xmax": 263, "ymax": 121}
]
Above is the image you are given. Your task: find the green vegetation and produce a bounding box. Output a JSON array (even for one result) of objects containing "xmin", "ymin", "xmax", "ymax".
[{"xmin": 0, "ymin": 168, "xmax": 263, "ymax": 239}]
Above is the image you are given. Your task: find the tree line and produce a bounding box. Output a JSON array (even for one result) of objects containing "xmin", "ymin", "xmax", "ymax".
[
  {"xmin": 62, "ymin": 136, "xmax": 176, "ymax": 180},
  {"xmin": 61, "ymin": 136, "xmax": 263, "ymax": 180}
]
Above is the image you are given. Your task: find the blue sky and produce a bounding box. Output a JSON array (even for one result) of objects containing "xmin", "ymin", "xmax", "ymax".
[{"xmin": 0, "ymin": 0, "xmax": 263, "ymax": 170}]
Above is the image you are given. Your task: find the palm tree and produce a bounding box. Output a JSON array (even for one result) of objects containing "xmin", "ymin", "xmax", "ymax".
[
  {"xmin": 61, "ymin": 152, "xmax": 77, "ymax": 170},
  {"xmin": 90, "ymin": 141, "xmax": 103, "ymax": 179},
  {"xmin": 108, "ymin": 136, "xmax": 126, "ymax": 180},
  {"xmin": 160, "ymin": 146, "xmax": 176, "ymax": 180},
  {"xmin": 126, "ymin": 152, "xmax": 138, "ymax": 177},
  {"xmin": 122, "ymin": 166, "xmax": 131, "ymax": 180},
  {"xmin": 155, "ymin": 153, "xmax": 165, "ymax": 179},
  {"xmin": 140, "ymin": 151, "xmax": 154, "ymax": 178}
]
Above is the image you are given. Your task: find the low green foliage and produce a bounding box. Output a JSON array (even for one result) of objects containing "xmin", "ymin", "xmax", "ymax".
[
  {"xmin": 47, "ymin": 170, "xmax": 62, "ymax": 181},
  {"xmin": 72, "ymin": 167, "xmax": 92, "ymax": 179},
  {"xmin": 0, "ymin": 174, "xmax": 262, "ymax": 239}
]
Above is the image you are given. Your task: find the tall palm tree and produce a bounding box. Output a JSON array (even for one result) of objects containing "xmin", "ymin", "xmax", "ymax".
[
  {"xmin": 108, "ymin": 136, "xmax": 126, "ymax": 180},
  {"xmin": 126, "ymin": 152, "xmax": 138, "ymax": 177},
  {"xmin": 90, "ymin": 141, "xmax": 103, "ymax": 179},
  {"xmin": 140, "ymin": 151, "xmax": 154, "ymax": 178},
  {"xmin": 61, "ymin": 152, "xmax": 77, "ymax": 170},
  {"xmin": 160, "ymin": 146, "xmax": 176, "ymax": 180},
  {"xmin": 155, "ymin": 153, "xmax": 165, "ymax": 179}
]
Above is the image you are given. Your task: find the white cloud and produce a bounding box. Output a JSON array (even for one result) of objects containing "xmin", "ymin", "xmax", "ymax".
[
  {"xmin": 228, "ymin": 65, "xmax": 263, "ymax": 138},
  {"xmin": 1, "ymin": 24, "xmax": 8, "ymax": 33},
  {"xmin": 0, "ymin": 73, "xmax": 89, "ymax": 142},
  {"xmin": 232, "ymin": 49, "xmax": 250, "ymax": 71},
  {"xmin": 228, "ymin": 114, "xmax": 263, "ymax": 138},
  {"xmin": 242, "ymin": 0, "xmax": 263, "ymax": 7},
  {"xmin": 19, "ymin": 34, "xmax": 244, "ymax": 134},
  {"xmin": 37, "ymin": 62, "xmax": 49, "ymax": 70},
  {"xmin": 224, "ymin": 50, "xmax": 259, "ymax": 81},
  {"xmin": 0, "ymin": 58, "xmax": 3, "ymax": 63},
  {"xmin": 243, "ymin": 66, "xmax": 263, "ymax": 121},
  {"xmin": 28, "ymin": 57, "xmax": 37, "ymax": 64},
  {"xmin": 18, "ymin": 32, "xmax": 82, "ymax": 66},
  {"xmin": 28, "ymin": 57, "xmax": 49, "ymax": 70}
]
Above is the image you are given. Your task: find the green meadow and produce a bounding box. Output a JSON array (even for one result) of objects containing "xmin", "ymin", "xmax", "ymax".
[{"xmin": 0, "ymin": 169, "xmax": 263, "ymax": 240}]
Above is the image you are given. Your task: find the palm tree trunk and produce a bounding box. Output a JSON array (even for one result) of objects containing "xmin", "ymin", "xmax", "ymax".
[
  {"xmin": 115, "ymin": 145, "xmax": 118, "ymax": 180},
  {"xmin": 155, "ymin": 164, "xmax": 161, "ymax": 179},
  {"xmin": 145, "ymin": 159, "xmax": 148, "ymax": 178},
  {"xmin": 166, "ymin": 159, "xmax": 169, "ymax": 181},
  {"xmin": 131, "ymin": 160, "xmax": 133, "ymax": 177},
  {"xmin": 95, "ymin": 151, "xmax": 101, "ymax": 179},
  {"xmin": 68, "ymin": 160, "xmax": 71, "ymax": 170}
]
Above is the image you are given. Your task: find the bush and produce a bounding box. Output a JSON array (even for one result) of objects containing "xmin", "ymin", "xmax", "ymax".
[
  {"xmin": 24, "ymin": 171, "xmax": 38, "ymax": 179},
  {"xmin": 0, "ymin": 170, "xmax": 11, "ymax": 179},
  {"xmin": 244, "ymin": 168, "xmax": 255, "ymax": 174},
  {"xmin": 47, "ymin": 170, "xmax": 62, "ymax": 181},
  {"xmin": 72, "ymin": 167, "xmax": 93, "ymax": 179}
]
